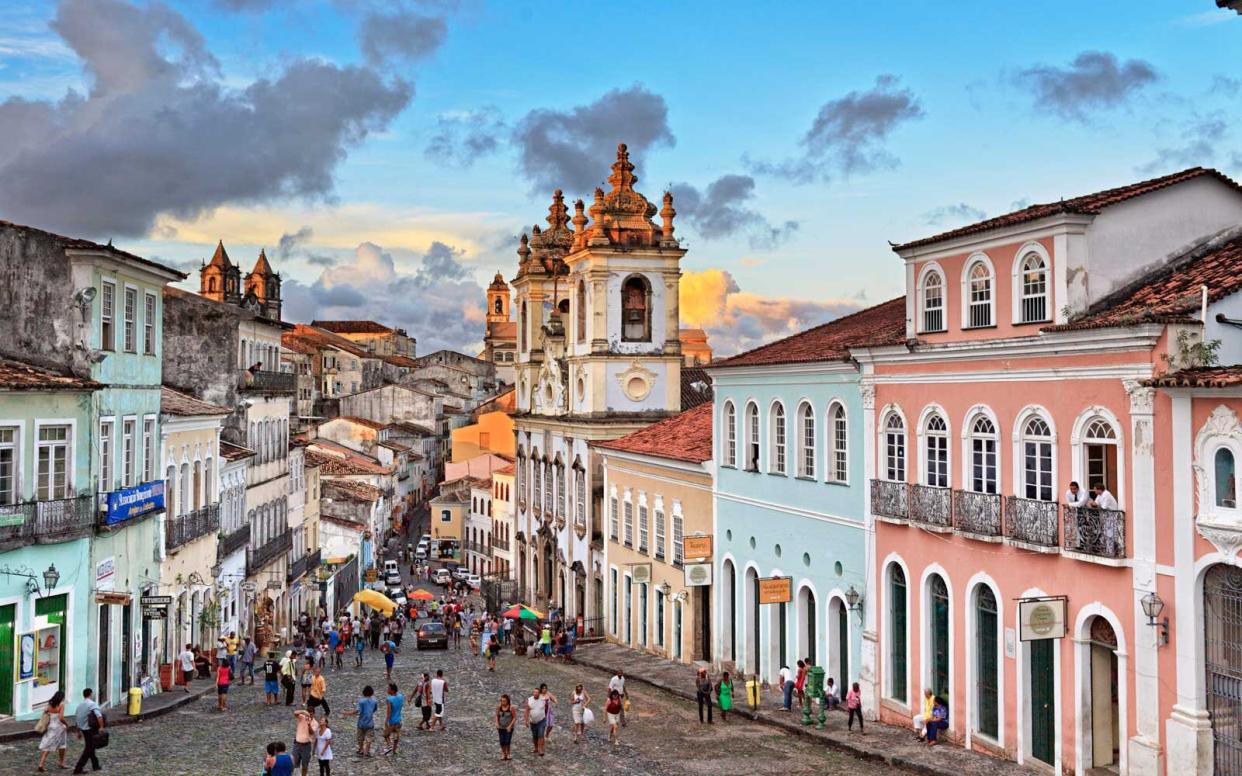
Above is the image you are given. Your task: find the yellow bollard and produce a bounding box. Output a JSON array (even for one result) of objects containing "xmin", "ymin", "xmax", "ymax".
[{"xmin": 127, "ymin": 687, "xmax": 143, "ymax": 716}]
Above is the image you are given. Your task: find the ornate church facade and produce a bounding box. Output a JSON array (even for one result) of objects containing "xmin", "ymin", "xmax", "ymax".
[{"xmin": 512, "ymin": 144, "xmax": 686, "ymax": 624}]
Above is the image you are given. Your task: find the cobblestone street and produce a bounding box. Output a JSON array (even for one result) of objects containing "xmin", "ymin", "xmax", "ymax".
[{"xmin": 0, "ymin": 636, "xmax": 895, "ymax": 776}]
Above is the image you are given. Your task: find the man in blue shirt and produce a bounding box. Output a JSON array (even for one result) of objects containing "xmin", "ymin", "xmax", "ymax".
[
  {"xmin": 382, "ymin": 638, "xmax": 397, "ymax": 681},
  {"xmin": 72, "ymin": 687, "xmax": 104, "ymax": 774},
  {"xmin": 382, "ymin": 683, "xmax": 404, "ymax": 757},
  {"xmin": 347, "ymin": 685, "xmax": 379, "ymax": 757}
]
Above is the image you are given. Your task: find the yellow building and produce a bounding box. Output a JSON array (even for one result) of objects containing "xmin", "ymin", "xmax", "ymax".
[
  {"xmin": 428, "ymin": 476, "xmax": 470, "ymax": 561},
  {"xmin": 597, "ymin": 402, "xmax": 714, "ymax": 662},
  {"xmin": 679, "ymin": 328, "xmax": 712, "ymax": 366},
  {"xmin": 451, "ymin": 407, "xmax": 515, "ymax": 462}
]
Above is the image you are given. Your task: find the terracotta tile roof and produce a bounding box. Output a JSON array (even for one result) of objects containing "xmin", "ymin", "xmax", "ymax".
[
  {"xmin": 219, "ymin": 441, "xmax": 255, "ymax": 461},
  {"xmin": 330, "ymin": 415, "xmax": 387, "ymax": 430},
  {"xmin": 281, "ymin": 334, "xmax": 321, "ymax": 356},
  {"xmin": 323, "ymin": 479, "xmax": 382, "ymax": 502},
  {"xmin": 379, "ymin": 440, "xmax": 412, "ymax": 452},
  {"xmin": 161, "ymin": 386, "xmax": 230, "ymax": 416},
  {"xmin": 475, "ymin": 388, "xmax": 515, "ymax": 416},
  {"xmin": 494, "ymin": 463, "xmax": 515, "ymax": 475},
  {"xmin": 1146, "ymin": 366, "xmax": 1242, "ymax": 388},
  {"xmin": 711, "ymin": 297, "xmax": 907, "ymax": 369},
  {"xmin": 0, "ymin": 219, "xmax": 187, "ymax": 279},
  {"xmin": 595, "ymin": 402, "xmax": 714, "ymax": 464},
  {"xmin": 288, "ymin": 324, "xmax": 373, "ymax": 359},
  {"xmin": 321, "ymin": 514, "xmax": 367, "ymax": 530},
  {"xmin": 680, "ymin": 368, "xmax": 713, "ymax": 410},
  {"xmin": 386, "ymin": 421, "xmax": 435, "ymax": 436},
  {"xmin": 305, "ymin": 443, "xmax": 393, "ymax": 475},
  {"xmin": 893, "ymin": 167, "xmax": 1242, "ymax": 252},
  {"xmin": 1046, "ymin": 228, "xmax": 1242, "ymax": 332},
  {"xmin": 311, "ymin": 320, "xmax": 394, "ymax": 334},
  {"xmin": 0, "ymin": 356, "xmax": 100, "ymax": 391},
  {"xmin": 382, "ymin": 355, "xmax": 419, "ymax": 368}
]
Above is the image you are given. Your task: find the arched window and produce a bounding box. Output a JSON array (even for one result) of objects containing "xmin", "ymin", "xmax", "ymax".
[
  {"xmin": 1018, "ymin": 252, "xmax": 1048, "ymax": 323},
  {"xmin": 929, "ymin": 574, "xmax": 950, "ymax": 699},
  {"xmin": 531, "ymin": 450, "xmax": 542, "ymax": 511},
  {"xmin": 208, "ymin": 277, "xmax": 217, "ymax": 293},
  {"xmin": 924, "ymin": 413, "xmax": 949, "ymax": 487},
  {"xmin": 965, "ymin": 259, "xmax": 993, "ymax": 328},
  {"xmin": 922, "ymin": 269, "xmax": 945, "ymax": 333},
  {"xmin": 1022, "ymin": 416, "xmax": 1054, "ymax": 501},
  {"xmin": 494, "ymin": 297, "xmax": 503, "ymax": 314},
  {"xmin": 888, "ymin": 564, "xmax": 907, "ymax": 702},
  {"xmin": 576, "ymin": 279, "xmax": 586, "ymax": 343},
  {"xmin": 1216, "ymin": 447, "xmax": 1237, "ymax": 509},
  {"xmin": 744, "ymin": 402, "xmax": 760, "ymax": 472},
  {"xmin": 969, "ymin": 415, "xmax": 998, "ymax": 494},
  {"xmin": 723, "ymin": 402, "xmax": 737, "ymax": 467},
  {"xmin": 1083, "ymin": 418, "xmax": 1119, "ymax": 497},
  {"xmin": 769, "ymin": 403, "xmax": 786, "ymax": 475},
  {"xmin": 543, "ymin": 460, "xmax": 553, "ymax": 514},
  {"xmin": 621, "ymin": 275, "xmax": 651, "ymax": 342},
  {"xmin": 556, "ymin": 460, "xmax": 566, "ymax": 517},
  {"xmin": 797, "ymin": 402, "xmax": 816, "ymax": 478},
  {"xmin": 828, "ymin": 402, "xmax": 848, "ymax": 483},
  {"xmin": 519, "ymin": 302, "xmax": 527, "ymax": 351},
  {"xmin": 574, "ymin": 462, "xmax": 586, "ymax": 527},
  {"xmin": 883, "ymin": 413, "xmax": 905, "ymax": 482},
  {"xmin": 975, "ymin": 586, "xmax": 999, "ymax": 739}
]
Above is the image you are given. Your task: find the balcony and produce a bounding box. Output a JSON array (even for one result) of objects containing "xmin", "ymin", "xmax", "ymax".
[
  {"xmin": 870, "ymin": 479, "xmax": 909, "ymax": 519},
  {"xmin": 219, "ymin": 523, "xmax": 250, "ymax": 561},
  {"xmin": 165, "ymin": 504, "xmax": 220, "ymax": 552},
  {"xmin": 1063, "ymin": 507, "xmax": 1127, "ymax": 560},
  {"xmin": 464, "ymin": 539, "xmax": 489, "ymax": 555},
  {"xmin": 1005, "ymin": 497, "xmax": 1059, "ymax": 549},
  {"xmin": 247, "ymin": 529, "xmax": 293, "ymax": 577},
  {"xmin": 909, "ymin": 485, "xmax": 952, "ymax": 529},
  {"xmin": 491, "ymin": 536, "xmax": 510, "ymax": 552},
  {"xmin": 953, "ymin": 490, "xmax": 1002, "ymax": 538},
  {"xmin": 287, "ymin": 548, "xmax": 322, "ymax": 583},
  {"xmin": 240, "ymin": 369, "xmax": 295, "ymax": 393},
  {"xmin": 0, "ymin": 495, "xmax": 95, "ymax": 549}
]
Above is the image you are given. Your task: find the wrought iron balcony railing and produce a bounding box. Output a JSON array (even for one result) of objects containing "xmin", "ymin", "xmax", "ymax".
[
  {"xmin": 909, "ymin": 484, "xmax": 952, "ymax": 529},
  {"xmin": 870, "ymin": 479, "xmax": 909, "ymax": 519},
  {"xmin": 0, "ymin": 495, "xmax": 95, "ymax": 549},
  {"xmin": 166, "ymin": 504, "xmax": 220, "ymax": 552},
  {"xmin": 247, "ymin": 529, "xmax": 293, "ymax": 577},
  {"xmin": 219, "ymin": 523, "xmax": 250, "ymax": 560},
  {"xmin": 1063, "ymin": 506, "xmax": 1127, "ymax": 559},
  {"xmin": 287, "ymin": 548, "xmax": 322, "ymax": 583},
  {"xmin": 953, "ymin": 490, "xmax": 1002, "ymax": 536},
  {"xmin": 490, "ymin": 536, "xmax": 510, "ymax": 551},
  {"xmin": 1004, "ymin": 496, "xmax": 1059, "ymax": 547},
  {"xmin": 240, "ymin": 369, "xmax": 296, "ymax": 393}
]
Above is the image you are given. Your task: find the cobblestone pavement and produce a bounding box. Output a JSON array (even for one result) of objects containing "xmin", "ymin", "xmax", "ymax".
[{"xmin": 0, "ymin": 637, "xmax": 896, "ymax": 775}]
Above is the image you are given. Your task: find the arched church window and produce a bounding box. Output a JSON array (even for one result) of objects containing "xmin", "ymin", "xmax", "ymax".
[
  {"xmin": 622, "ymin": 276, "xmax": 651, "ymax": 342},
  {"xmin": 494, "ymin": 298, "xmax": 503, "ymax": 314},
  {"xmin": 576, "ymin": 280, "xmax": 586, "ymax": 343}
]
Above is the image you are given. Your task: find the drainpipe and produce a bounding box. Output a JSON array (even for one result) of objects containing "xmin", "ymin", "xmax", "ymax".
[{"xmin": 1202, "ymin": 285, "xmax": 1209, "ymax": 323}]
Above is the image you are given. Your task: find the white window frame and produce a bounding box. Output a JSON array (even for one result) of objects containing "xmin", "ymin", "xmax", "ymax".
[
  {"xmin": 1013, "ymin": 408, "xmax": 1056, "ymax": 502},
  {"xmin": 918, "ymin": 263, "xmax": 946, "ymax": 334},
  {"xmin": 142, "ymin": 415, "xmax": 156, "ymax": 484},
  {"xmin": 99, "ymin": 417, "xmax": 115, "ymax": 492},
  {"xmin": 623, "ymin": 490, "xmax": 633, "ymax": 547},
  {"xmin": 722, "ymin": 401, "xmax": 737, "ymax": 467},
  {"xmin": 960, "ymin": 253, "xmax": 995, "ymax": 330},
  {"xmin": 35, "ymin": 420, "xmax": 75, "ymax": 501},
  {"xmin": 769, "ymin": 401, "xmax": 787, "ymax": 476},
  {"xmin": 609, "ymin": 488, "xmax": 619, "ymax": 540},
  {"xmin": 654, "ymin": 498, "xmax": 666, "ymax": 561},
  {"xmin": 0, "ymin": 423, "xmax": 21, "ymax": 505},
  {"xmin": 965, "ymin": 411, "xmax": 999, "ymax": 495},
  {"xmin": 744, "ymin": 401, "xmax": 760, "ymax": 472},
  {"xmin": 882, "ymin": 409, "xmax": 906, "ymax": 482},
  {"xmin": 122, "ymin": 285, "xmax": 138, "ymax": 353},
  {"xmin": 100, "ymin": 279, "xmax": 116, "ymax": 351},
  {"xmin": 797, "ymin": 401, "xmax": 816, "ymax": 479},
  {"xmin": 1010, "ymin": 242, "xmax": 1052, "ymax": 325},
  {"xmin": 121, "ymin": 416, "xmax": 136, "ymax": 488},
  {"xmin": 143, "ymin": 292, "xmax": 157, "ymax": 355},
  {"xmin": 827, "ymin": 400, "xmax": 849, "ymax": 484},
  {"xmin": 917, "ymin": 405, "xmax": 951, "ymax": 488},
  {"xmin": 672, "ymin": 502, "xmax": 684, "ymax": 566},
  {"xmin": 638, "ymin": 492, "xmax": 649, "ymax": 554}
]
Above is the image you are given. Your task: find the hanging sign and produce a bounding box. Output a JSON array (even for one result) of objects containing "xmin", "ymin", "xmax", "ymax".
[
  {"xmin": 104, "ymin": 481, "xmax": 165, "ymax": 525},
  {"xmin": 758, "ymin": 576, "xmax": 792, "ymax": 605},
  {"xmin": 683, "ymin": 562, "xmax": 713, "ymax": 587},
  {"xmin": 1018, "ymin": 596, "xmax": 1067, "ymax": 641},
  {"xmin": 683, "ymin": 536, "xmax": 713, "ymax": 560}
]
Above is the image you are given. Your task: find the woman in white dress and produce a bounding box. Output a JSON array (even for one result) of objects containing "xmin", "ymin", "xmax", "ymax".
[
  {"xmin": 37, "ymin": 690, "xmax": 68, "ymax": 772},
  {"xmin": 571, "ymin": 684, "xmax": 590, "ymax": 743}
]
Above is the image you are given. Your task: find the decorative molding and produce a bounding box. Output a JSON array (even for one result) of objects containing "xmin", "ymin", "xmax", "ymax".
[
  {"xmin": 859, "ymin": 384, "xmax": 876, "ymax": 410},
  {"xmin": 1193, "ymin": 405, "xmax": 1242, "ymax": 556},
  {"xmin": 1123, "ymin": 379, "xmax": 1156, "ymax": 415},
  {"xmin": 617, "ymin": 360, "xmax": 657, "ymax": 401}
]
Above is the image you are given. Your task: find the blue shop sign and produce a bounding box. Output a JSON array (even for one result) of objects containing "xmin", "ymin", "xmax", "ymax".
[{"xmin": 105, "ymin": 481, "xmax": 165, "ymax": 525}]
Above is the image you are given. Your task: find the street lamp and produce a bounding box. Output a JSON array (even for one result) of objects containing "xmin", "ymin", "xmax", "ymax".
[
  {"xmin": 845, "ymin": 585, "xmax": 862, "ymax": 611},
  {"xmin": 42, "ymin": 564, "xmax": 60, "ymax": 591},
  {"xmin": 1140, "ymin": 591, "xmax": 1169, "ymax": 646}
]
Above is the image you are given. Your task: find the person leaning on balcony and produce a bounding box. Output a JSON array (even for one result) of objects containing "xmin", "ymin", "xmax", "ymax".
[
  {"xmin": 1089, "ymin": 483, "xmax": 1118, "ymax": 510},
  {"xmin": 1064, "ymin": 481, "xmax": 1089, "ymax": 508},
  {"xmin": 912, "ymin": 687, "xmax": 934, "ymax": 741}
]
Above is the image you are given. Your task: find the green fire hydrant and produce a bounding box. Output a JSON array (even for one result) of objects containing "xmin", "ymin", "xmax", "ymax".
[{"xmin": 802, "ymin": 665, "xmax": 826, "ymax": 729}]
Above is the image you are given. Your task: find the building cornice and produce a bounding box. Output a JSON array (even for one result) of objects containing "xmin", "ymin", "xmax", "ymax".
[
  {"xmin": 891, "ymin": 213, "xmax": 1093, "ymax": 263},
  {"xmin": 851, "ymin": 324, "xmax": 1164, "ymax": 365}
]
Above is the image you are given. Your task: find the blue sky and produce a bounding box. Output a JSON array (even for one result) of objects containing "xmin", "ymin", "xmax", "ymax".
[{"xmin": 0, "ymin": 0, "xmax": 1238, "ymax": 353}]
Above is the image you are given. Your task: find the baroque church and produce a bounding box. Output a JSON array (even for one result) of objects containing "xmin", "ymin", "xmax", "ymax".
[
  {"xmin": 199, "ymin": 240, "xmax": 283, "ymax": 321},
  {"xmin": 511, "ymin": 143, "xmax": 687, "ymax": 624}
]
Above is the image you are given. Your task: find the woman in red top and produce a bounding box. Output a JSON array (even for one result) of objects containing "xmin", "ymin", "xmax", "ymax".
[
  {"xmin": 217, "ymin": 660, "xmax": 231, "ymax": 712},
  {"xmin": 793, "ymin": 659, "xmax": 807, "ymax": 708}
]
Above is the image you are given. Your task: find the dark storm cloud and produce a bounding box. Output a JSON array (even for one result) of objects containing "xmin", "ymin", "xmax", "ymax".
[
  {"xmin": 0, "ymin": 0, "xmax": 413, "ymax": 239},
  {"xmin": 358, "ymin": 11, "xmax": 447, "ymax": 66},
  {"xmin": 277, "ymin": 226, "xmax": 314, "ymax": 260},
  {"xmin": 670, "ymin": 174, "xmax": 798, "ymax": 249},
  {"xmin": 751, "ymin": 75, "xmax": 923, "ymax": 184},
  {"xmin": 424, "ymin": 108, "xmax": 506, "ymax": 167},
  {"xmin": 924, "ymin": 203, "xmax": 987, "ymax": 226},
  {"xmin": 1139, "ymin": 114, "xmax": 1228, "ymax": 174},
  {"xmin": 1013, "ymin": 51, "xmax": 1158, "ymax": 123},
  {"xmin": 513, "ymin": 84, "xmax": 675, "ymax": 195}
]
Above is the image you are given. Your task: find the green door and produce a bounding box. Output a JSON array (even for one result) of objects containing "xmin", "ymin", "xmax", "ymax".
[
  {"xmin": 1030, "ymin": 638, "xmax": 1056, "ymax": 765},
  {"xmin": 837, "ymin": 604, "xmax": 849, "ymax": 684},
  {"xmin": 34, "ymin": 595, "xmax": 67, "ymax": 692},
  {"xmin": 931, "ymin": 576, "xmax": 949, "ymax": 698},
  {"xmin": 778, "ymin": 602, "xmax": 787, "ymax": 668},
  {"xmin": 0, "ymin": 604, "xmax": 15, "ymax": 715}
]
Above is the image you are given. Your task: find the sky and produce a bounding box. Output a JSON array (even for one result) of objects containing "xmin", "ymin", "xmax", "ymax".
[{"xmin": 0, "ymin": 0, "xmax": 1239, "ymax": 355}]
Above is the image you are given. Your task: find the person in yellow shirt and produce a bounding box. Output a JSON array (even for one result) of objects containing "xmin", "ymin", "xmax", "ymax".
[
  {"xmin": 225, "ymin": 631, "xmax": 240, "ymax": 675},
  {"xmin": 913, "ymin": 687, "xmax": 934, "ymax": 741},
  {"xmin": 308, "ymin": 664, "xmax": 330, "ymax": 717}
]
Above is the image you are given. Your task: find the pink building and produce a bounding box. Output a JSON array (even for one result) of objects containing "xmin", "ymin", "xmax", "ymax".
[{"xmin": 858, "ymin": 168, "xmax": 1242, "ymax": 774}]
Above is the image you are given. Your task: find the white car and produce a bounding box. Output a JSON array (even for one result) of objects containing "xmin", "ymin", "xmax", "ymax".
[
  {"xmin": 465, "ymin": 573, "xmax": 481, "ymax": 590},
  {"xmin": 452, "ymin": 567, "xmax": 470, "ymax": 581},
  {"xmin": 414, "ymin": 548, "xmax": 427, "ymax": 560},
  {"xmin": 433, "ymin": 569, "xmax": 452, "ymax": 585}
]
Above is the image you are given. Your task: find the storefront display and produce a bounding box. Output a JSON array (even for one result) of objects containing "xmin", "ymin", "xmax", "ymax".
[{"xmin": 29, "ymin": 623, "xmax": 61, "ymax": 706}]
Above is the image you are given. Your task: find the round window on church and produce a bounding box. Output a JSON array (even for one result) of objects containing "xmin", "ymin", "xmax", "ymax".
[
  {"xmin": 577, "ymin": 377, "xmax": 586, "ymax": 402},
  {"xmin": 624, "ymin": 376, "xmax": 651, "ymax": 401}
]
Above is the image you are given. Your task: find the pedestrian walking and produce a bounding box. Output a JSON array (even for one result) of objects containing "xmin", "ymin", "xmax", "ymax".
[
  {"xmin": 179, "ymin": 643, "xmax": 195, "ymax": 694},
  {"xmin": 35, "ymin": 690, "xmax": 68, "ymax": 772},
  {"xmin": 717, "ymin": 671, "xmax": 734, "ymax": 723},
  {"xmin": 846, "ymin": 682, "xmax": 864, "ymax": 733},
  {"xmin": 300, "ymin": 658, "xmax": 314, "ymax": 704},
  {"xmin": 695, "ymin": 668, "xmax": 714, "ymax": 724},
  {"xmin": 71, "ymin": 688, "xmax": 104, "ymax": 774},
  {"xmin": 381, "ymin": 683, "xmax": 404, "ymax": 756},
  {"xmin": 217, "ymin": 657, "xmax": 231, "ymax": 712},
  {"xmin": 353, "ymin": 633, "xmax": 365, "ymax": 667},
  {"xmin": 571, "ymin": 684, "xmax": 590, "ymax": 743},
  {"xmin": 524, "ymin": 686, "xmax": 548, "ymax": 757},
  {"xmin": 541, "ymin": 684, "xmax": 557, "ymax": 742},
  {"xmin": 308, "ymin": 664, "xmax": 329, "ymax": 717},
  {"xmin": 280, "ymin": 651, "xmax": 297, "ymax": 706},
  {"xmin": 496, "ymin": 694, "xmax": 516, "ymax": 761},
  {"xmin": 343, "ymin": 685, "xmax": 378, "ymax": 757},
  {"xmin": 430, "ymin": 669, "xmax": 447, "ymax": 731},
  {"xmin": 265, "ymin": 742, "xmax": 294, "ymax": 776},
  {"xmin": 608, "ymin": 670, "xmax": 628, "ymax": 727},
  {"xmin": 263, "ymin": 653, "xmax": 281, "ymax": 705},
  {"xmin": 226, "ymin": 630, "xmax": 240, "ymax": 675},
  {"xmin": 415, "ymin": 673, "xmax": 432, "ymax": 731},
  {"xmin": 381, "ymin": 637, "xmax": 396, "ymax": 681},
  {"xmin": 486, "ymin": 632, "xmax": 499, "ymax": 671},
  {"xmin": 605, "ymin": 689, "xmax": 623, "ymax": 747},
  {"xmin": 794, "ymin": 659, "xmax": 807, "ymax": 709},
  {"xmin": 316, "ymin": 717, "xmax": 334, "ymax": 776},
  {"xmin": 291, "ymin": 710, "xmax": 316, "ymax": 776},
  {"xmin": 241, "ymin": 637, "xmax": 258, "ymax": 685}
]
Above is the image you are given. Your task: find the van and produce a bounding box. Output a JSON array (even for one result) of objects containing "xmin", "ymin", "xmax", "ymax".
[
  {"xmin": 414, "ymin": 548, "xmax": 427, "ymax": 561},
  {"xmin": 433, "ymin": 568, "xmax": 452, "ymax": 585},
  {"xmin": 383, "ymin": 559, "xmax": 399, "ymax": 576}
]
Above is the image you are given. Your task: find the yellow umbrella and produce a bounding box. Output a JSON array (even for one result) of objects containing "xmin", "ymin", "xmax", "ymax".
[{"xmin": 353, "ymin": 589, "xmax": 398, "ymax": 615}]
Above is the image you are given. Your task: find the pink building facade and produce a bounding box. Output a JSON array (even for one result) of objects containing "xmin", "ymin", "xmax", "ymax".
[{"xmin": 857, "ymin": 168, "xmax": 1242, "ymax": 775}]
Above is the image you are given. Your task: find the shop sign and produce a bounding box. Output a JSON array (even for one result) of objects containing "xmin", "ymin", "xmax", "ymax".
[
  {"xmin": 17, "ymin": 632, "xmax": 35, "ymax": 681},
  {"xmin": 96, "ymin": 592, "xmax": 132, "ymax": 605},
  {"xmin": 140, "ymin": 595, "xmax": 172, "ymax": 606},
  {"xmin": 95, "ymin": 557, "xmax": 116, "ymax": 592},
  {"xmin": 1018, "ymin": 596, "xmax": 1067, "ymax": 641},
  {"xmin": 683, "ymin": 536, "xmax": 713, "ymax": 560},
  {"xmin": 104, "ymin": 480, "xmax": 165, "ymax": 525},
  {"xmin": 141, "ymin": 606, "xmax": 166, "ymax": 620},
  {"xmin": 683, "ymin": 562, "xmax": 713, "ymax": 587},
  {"xmin": 630, "ymin": 563, "xmax": 652, "ymax": 584},
  {"xmin": 758, "ymin": 576, "xmax": 792, "ymax": 605}
]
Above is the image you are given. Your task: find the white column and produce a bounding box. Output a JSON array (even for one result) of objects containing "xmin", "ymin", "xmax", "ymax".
[
  {"xmin": 859, "ymin": 381, "xmax": 880, "ymax": 719},
  {"xmin": 1124, "ymin": 379, "xmax": 1164, "ymax": 775}
]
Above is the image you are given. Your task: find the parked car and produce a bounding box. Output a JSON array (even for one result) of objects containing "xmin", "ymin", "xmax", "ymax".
[
  {"xmin": 420, "ymin": 534, "xmax": 431, "ymax": 545},
  {"xmin": 452, "ymin": 567, "xmax": 470, "ymax": 581},
  {"xmin": 416, "ymin": 621, "xmax": 449, "ymax": 650},
  {"xmin": 414, "ymin": 546, "xmax": 428, "ymax": 560},
  {"xmin": 465, "ymin": 573, "xmax": 481, "ymax": 590},
  {"xmin": 385, "ymin": 570, "xmax": 402, "ymax": 586},
  {"xmin": 433, "ymin": 568, "xmax": 452, "ymax": 585}
]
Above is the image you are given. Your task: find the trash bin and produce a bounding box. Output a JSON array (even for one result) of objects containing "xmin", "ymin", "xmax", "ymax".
[
  {"xmin": 128, "ymin": 687, "xmax": 143, "ymax": 716},
  {"xmin": 746, "ymin": 678, "xmax": 760, "ymax": 708}
]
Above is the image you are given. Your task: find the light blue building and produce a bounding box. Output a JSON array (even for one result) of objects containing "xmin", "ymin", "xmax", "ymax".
[{"xmin": 708, "ymin": 299, "xmax": 904, "ymax": 693}]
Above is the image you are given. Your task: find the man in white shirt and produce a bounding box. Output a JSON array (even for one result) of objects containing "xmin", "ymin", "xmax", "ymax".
[
  {"xmin": 430, "ymin": 669, "xmax": 448, "ymax": 731},
  {"xmin": 1090, "ymin": 483, "xmax": 1119, "ymax": 510},
  {"xmin": 179, "ymin": 643, "xmax": 196, "ymax": 692},
  {"xmin": 1064, "ymin": 481, "xmax": 1089, "ymax": 508},
  {"xmin": 777, "ymin": 665, "xmax": 793, "ymax": 711},
  {"xmin": 608, "ymin": 670, "xmax": 627, "ymax": 727},
  {"xmin": 1091, "ymin": 483, "xmax": 1121, "ymax": 556}
]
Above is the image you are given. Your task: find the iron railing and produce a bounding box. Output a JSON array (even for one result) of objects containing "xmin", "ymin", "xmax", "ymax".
[
  {"xmin": 909, "ymin": 484, "xmax": 952, "ymax": 528},
  {"xmin": 287, "ymin": 548, "xmax": 321, "ymax": 583},
  {"xmin": 1004, "ymin": 497, "xmax": 1059, "ymax": 547},
  {"xmin": 247, "ymin": 529, "xmax": 293, "ymax": 576},
  {"xmin": 491, "ymin": 536, "xmax": 510, "ymax": 551},
  {"xmin": 165, "ymin": 504, "xmax": 220, "ymax": 552},
  {"xmin": 0, "ymin": 495, "xmax": 95, "ymax": 548},
  {"xmin": 953, "ymin": 490, "xmax": 1002, "ymax": 536},
  {"xmin": 1063, "ymin": 507, "xmax": 1126, "ymax": 559},
  {"xmin": 870, "ymin": 479, "xmax": 909, "ymax": 519},
  {"xmin": 219, "ymin": 523, "xmax": 250, "ymax": 560},
  {"xmin": 240, "ymin": 369, "xmax": 296, "ymax": 393},
  {"xmin": 464, "ymin": 539, "xmax": 489, "ymax": 555}
]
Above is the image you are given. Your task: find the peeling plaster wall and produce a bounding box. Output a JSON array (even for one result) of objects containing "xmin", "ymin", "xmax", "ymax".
[{"xmin": 0, "ymin": 225, "xmax": 86, "ymax": 373}]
